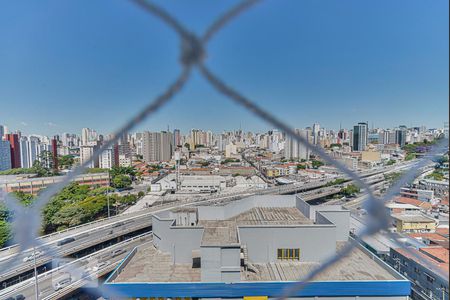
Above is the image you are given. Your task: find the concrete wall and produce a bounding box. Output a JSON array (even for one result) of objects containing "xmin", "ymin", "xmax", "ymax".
[
  {"xmin": 198, "ymin": 195, "xmax": 296, "ymax": 221},
  {"xmin": 201, "ymin": 246, "xmax": 241, "ymax": 282},
  {"xmin": 316, "ymin": 210, "xmax": 350, "ymax": 241},
  {"xmin": 238, "ymin": 225, "xmax": 336, "ymax": 263},
  {"xmin": 152, "ymin": 214, "xmax": 203, "ymax": 264}
]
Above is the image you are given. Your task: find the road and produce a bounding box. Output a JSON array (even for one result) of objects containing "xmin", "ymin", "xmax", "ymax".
[{"xmin": 0, "ymin": 233, "xmax": 152, "ymax": 300}]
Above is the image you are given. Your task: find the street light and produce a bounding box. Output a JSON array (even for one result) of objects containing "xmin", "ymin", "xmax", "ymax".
[{"xmin": 33, "ymin": 246, "xmax": 39, "ymax": 300}]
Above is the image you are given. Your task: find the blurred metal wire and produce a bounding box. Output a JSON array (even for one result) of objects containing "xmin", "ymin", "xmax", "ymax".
[{"xmin": 0, "ymin": 0, "xmax": 448, "ymax": 299}]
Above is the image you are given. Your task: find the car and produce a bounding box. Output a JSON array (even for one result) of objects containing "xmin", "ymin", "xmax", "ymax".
[
  {"xmin": 111, "ymin": 249, "xmax": 127, "ymax": 257},
  {"xmin": 56, "ymin": 237, "xmax": 75, "ymax": 246},
  {"xmin": 92, "ymin": 260, "xmax": 110, "ymax": 272},
  {"xmin": 23, "ymin": 251, "xmax": 42, "ymax": 263},
  {"xmin": 112, "ymin": 222, "xmax": 124, "ymax": 228},
  {"xmin": 53, "ymin": 277, "xmax": 72, "ymax": 291}
]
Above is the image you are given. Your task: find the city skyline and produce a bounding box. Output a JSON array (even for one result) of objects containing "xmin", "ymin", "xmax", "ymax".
[
  {"xmin": 0, "ymin": 120, "xmax": 448, "ymax": 138},
  {"xmin": 0, "ymin": 0, "xmax": 448, "ymax": 136}
]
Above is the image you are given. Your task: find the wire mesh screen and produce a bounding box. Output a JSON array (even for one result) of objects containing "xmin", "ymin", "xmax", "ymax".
[{"xmin": 0, "ymin": 0, "xmax": 448, "ymax": 299}]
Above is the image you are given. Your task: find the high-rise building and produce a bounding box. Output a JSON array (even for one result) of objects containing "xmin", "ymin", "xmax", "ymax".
[
  {"xmin": 51, "ymin": 137, "xmax": 58, "ymax": 171},
  {"xmin": 5, "ymin": 133, "xmax": 21, "ymax": 168},
  {"xmin": 0, "ymin": 140, "xmax": 12, "ymax": 171},
  {"xmin": 352, "ymin": 122, "xmax": 368, "ymax": 151},
  {"xmin": 284, "ymin": 129, "xmax": 310, "ymax": 161},
  {"xmin": 100, "ymin": 146, "xmax": 118, "ymax": 169},
  {"xmin": 142, "ymin": 131, "xmax": 174, "ymax": 162},
  {"xmin": 80, "ymin": 141, "xmax": 100, "ymax": 168},
  {"xmin": 0, "ymin": 125, "xmax": 4, "ymax": 139},
  {"xmin": 173, "ymin": 129, "xmax": 181, "ymax": 147},
  {"xmin": 19, "ymin": 137, "xmax": 30, "ymax": 168},
  {"xmin": 81, "ymin": 128, "xmax": 98, "ymax": 145},
  {"xmin": 312, "ymin": 123, "xmax": 320, "ymax": 145},
  {"xmin": 395, "ymin": 126, "xmax": 407, "ymax": 148}
]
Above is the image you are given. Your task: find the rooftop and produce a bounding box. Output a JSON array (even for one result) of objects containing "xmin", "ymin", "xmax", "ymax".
[
  {"xmin": 391, "ymin": 214, "xmax": 436, "ymax": 223},
  {"xmin": 394, "ymin": 197, "xmax": 432, "ymax": 209},
  {"xmin": 112, "ymin": 242, "xmax": 398, "ymax": 284},
  {"xmin": 394, "ymin": 247, "xmax": 449, "ymax": 278},
  {"xmin": 199, "ymin": 220, "xmax": 239, "ymax": 246},
  {"xmin": 231, "ymin": 207, "xmax": 313, "ymax": 226}
]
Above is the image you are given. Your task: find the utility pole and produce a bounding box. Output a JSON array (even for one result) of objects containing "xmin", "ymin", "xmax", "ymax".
[{"xmin": 107, "ymin": 172, "xmax": 111, "ymax": 218}]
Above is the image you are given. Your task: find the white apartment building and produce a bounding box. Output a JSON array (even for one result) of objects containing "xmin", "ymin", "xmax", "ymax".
[
  {"xmin": 80, "ymin": 141, "xmax": 100, "ymax": 168},
  {"xmin": 100, "ymin": 147, "xmax": 116, "ymax": 169}
]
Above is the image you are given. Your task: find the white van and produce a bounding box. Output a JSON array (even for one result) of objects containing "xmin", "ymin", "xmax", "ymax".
[{"xmin": 53, "ymin": 276, "xmax": 72, "ymax": 291}]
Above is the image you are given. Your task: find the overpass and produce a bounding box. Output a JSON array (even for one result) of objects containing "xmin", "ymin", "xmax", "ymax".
[{"xmin": 0, "ymin": 233, "xmax": 153, "ymax": 300}]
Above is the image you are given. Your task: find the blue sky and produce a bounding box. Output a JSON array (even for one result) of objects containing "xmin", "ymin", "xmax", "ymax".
[{"xmin": 0, "ymin": 0, "xmax": 448, "ymax": 136}]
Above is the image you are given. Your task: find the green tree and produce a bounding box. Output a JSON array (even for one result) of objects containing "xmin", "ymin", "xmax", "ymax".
[
  {"xmin": 340, "ymin": 184, "xmax": 360, "ymax": 197},
  {"xmin": 112, "ymin": 174, "xmax": 132, "ymax": 189},
  {"xmin": 386, "ymin": 159, "xmax": 396, "ymax": 166},
  {"xmin": 0, "ymin": 221, "xmax": 11, "ymax": 248},
  {"xmin": 58, "ymin": 155, "xmax": 75, "ymax": 169},
  {"xmin": 426, "ymin": 171, "xmax": 445, "ymax": 181},
  {"xmin": 405, "ymin": 153, "xmax": 416, "ymax": 161},
  {"xmin": 311, "ymin": 160, "xmax": 324, "ymax": 169},
  {"xmin": 11, "ymin": 191, "xmax": 35, "ymax": 206}
]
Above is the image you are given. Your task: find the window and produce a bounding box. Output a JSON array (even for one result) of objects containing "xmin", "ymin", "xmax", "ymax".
[{"xmin": 277, "ymin": 248, "xmax": 300, "ymax": 260}]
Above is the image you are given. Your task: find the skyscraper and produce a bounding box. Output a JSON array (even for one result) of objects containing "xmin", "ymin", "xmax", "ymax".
[
  {"xmin": 312, "ymin": 123, "xmax": 320, "ymax": 145},
  {"xmin": 173, "ymin": 129, "xmax": 181, "ymax": 147},
  {"xmin": 80, "ymin": 141, "xmax": 100, "ymax": 168},
  {"xmin": 5, "ymin": 133, "xmax": 21, "ymax": 168},
  {"xmin": 81, "ymin": 128, "xmax": 98, "ymax": 145},
  {"xmin": 284, "ymin": 129, "xmax": 310, "ymax": 160},
  {"xmin": 0, "ymin": 140, "xmax": 12, "ymax": 171},
  {"xmin": 352, "ymin": 122, "xmax": 368, "ymax": 151},
  {"xmin": 395, "ymin": 126, "xmax": 407, "ymax": 148},
  {"xmin": 142, "ymin": 131, "xmax": 174, "ymax": 162}
]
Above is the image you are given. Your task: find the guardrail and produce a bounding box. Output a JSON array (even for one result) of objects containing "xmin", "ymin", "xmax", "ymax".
[{"xmin": 0, "ymin": 219, "xmax": 152, "ymax": 282}]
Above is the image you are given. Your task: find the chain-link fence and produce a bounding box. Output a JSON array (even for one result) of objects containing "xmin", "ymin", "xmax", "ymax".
[{"xmin": 0, "ymin": 0, "xmax": 448, "ymax": 299}]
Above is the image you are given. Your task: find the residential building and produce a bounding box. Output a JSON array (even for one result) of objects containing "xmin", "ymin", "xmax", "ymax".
[
  {"xmin": 0, "ymin": 140, "xmax": 11, "ymax": 171},
  {"xmin": 390, "ymin": 247, "xmax": 448, "ymax": 300},
  {"xmin": 4, "ymin": 133, "xmax": 21, "ymax": 168},
  {"xmin": 100, "ymin": 146, "xmax": 118, "ymax": 169},
  {"xmin": 284, "ymin": 129, "xmax": 310, "ymax": 161},
  {"xmin": 81, "ymin": 127, "xmax": 98, "ymax": 145},
  {"xmin": 142, "ymin": 131, "xmax": 174, "ymax": 162},
  {"xmin": 225, "ymin": 143, "xmax": 237, "ymax": 158},
  {"xmin": 80, "ymin": 141, "xmax": 100, "ymax": 168},
  {"xmin": 391, "ymin": 214, "xmax": 437, "ymax": 233}
]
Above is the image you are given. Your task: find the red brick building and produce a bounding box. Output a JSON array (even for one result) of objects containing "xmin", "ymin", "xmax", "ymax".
[{"xmin": 5, "ymin": 133, "xmax": 20, "ymax": 168}]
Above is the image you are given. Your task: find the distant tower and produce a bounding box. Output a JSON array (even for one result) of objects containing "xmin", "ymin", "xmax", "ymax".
[
  {"xmin": 174, "ymin": 150, "xmax": 181, "ymax": 191},
  {"xmin": 352, "ymin": 122, "xmax": 368, "ymax": 151},
  {"xmin": 51, "ymin": 137, "xmax": 59, "ymax": 172},
  {"xmin": 5, "ymin": 133, "xmax": 21, "ymax": 168}
]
